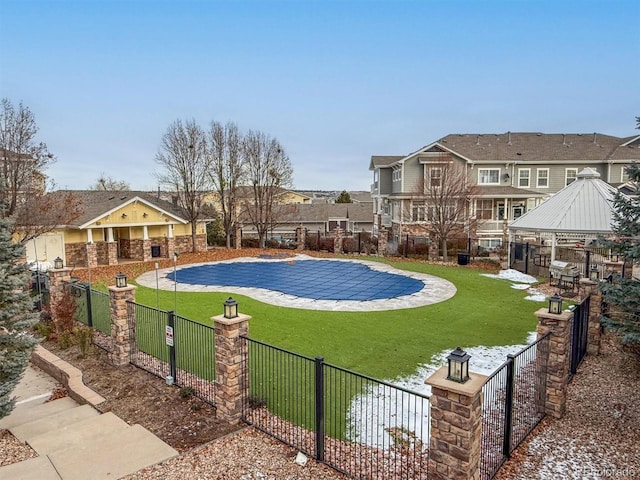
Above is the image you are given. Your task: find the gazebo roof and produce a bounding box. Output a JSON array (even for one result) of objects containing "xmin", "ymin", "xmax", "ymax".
[{"xmin": 508, "ymin": 168, "xmax": 618, "ymax": 234}]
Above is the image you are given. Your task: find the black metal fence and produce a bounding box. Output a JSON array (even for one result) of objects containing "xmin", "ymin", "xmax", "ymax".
[
  {"xmin": 570, "ymin": 295, "xmax": 590, "ymax": 375},
  {"xmin": 67, "ymin": 282, "xmax": 111, "ymax": 350},
  {"xmin": 126, "ymin": 302, "xmax": 216, "ymax": 405},
  {"xmin": 240, "ymin": 336, "xmax": 430, "ymax": 480},
  {"xmin": 480, "ymin": 333, "xmax": 551, "ymax": 480}
]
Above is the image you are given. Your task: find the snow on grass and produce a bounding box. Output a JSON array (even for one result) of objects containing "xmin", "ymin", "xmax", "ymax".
[
  {"xmin": 346, "ymin": 332, "xmax": 538, "ymax": 449},
  {"xmin": 482, "ymin": 269, "xmax": 547, "ymax": 303}
]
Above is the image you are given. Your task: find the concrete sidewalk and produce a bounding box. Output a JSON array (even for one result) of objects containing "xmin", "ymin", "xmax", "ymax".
[{"xmin": 0, "ymin": 358, "xmax": 178, "ymax": 480}]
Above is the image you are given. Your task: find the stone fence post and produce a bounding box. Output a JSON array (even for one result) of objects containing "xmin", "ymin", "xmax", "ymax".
[
  {"xmin": 334, "ymin": 227, "xmax": 343, "ymax": 254},
  {"xmin": 534, "ymin": 308, "xmax": 573, "ymax": 418},
  {"xmin": 48, "ymin": 266, "xmax": 72, "ymax": 320},
  {"xmin": 296, "ymin": 225, "xmax": 306, "ymax": 251},
  {"xmin": 234, "ymin": 224, "xmax": 242, "ymax": 250},
  {"xmin": 107, "ymin": 284, "xmax": 136, "ymax": 366},
  {"xmin": 213, "ymin": 311, "xmax": 251, "ymax": 424},
  {"xmin": 378, "ymin": 227, "xmax": 388, "ymax": 256},
  {"xmin": 426, "ymin": 367, "xmax": 487, "ymax": 480}
]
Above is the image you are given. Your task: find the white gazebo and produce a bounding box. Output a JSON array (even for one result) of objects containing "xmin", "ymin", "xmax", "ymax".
[{"xmin": 508, "ymin": 167, "xmax": 618, "ymax": 262}]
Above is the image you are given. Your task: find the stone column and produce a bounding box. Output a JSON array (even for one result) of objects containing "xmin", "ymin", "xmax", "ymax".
[
  {"xmin": 142, "ymin": 239, "xmax": 152, "ymax": 262},
  {"xmin": 107, "ymin": 242, "xmax": 118, "ymax": 265},
  {"xmin": 296, "ymin": 225, "xmax": 305, "ymax": 251},
  {"xmin": 334, "ymin": 227, "xmax": 343, "ymax": 254},
  {"xmin": 426, "ymin": 367, "xmax": 487, "ymax": 480},
  {"xmin": 603, "ymin": 260, "xmax": 624, "ymax": 278},
  {"xmin": 234, "ymin": 224, "xmax": 242, "ymax": 250},
  {"xmin": 428, "ymin": 234, "xmax": 439, "ymax": 261},
  {"xmin": 48, "ymin": 267, "xmax": 72, "ymax": 317},
  {"xmin": 534, "ymin": 308, "xmax": 573, "ymax": 418},
  {"xmin": 108, "ymin": 284, "xmax": 137, "ymax": 366},
  {"xmin": 165, "ymin": 236, "xmax": 175, "ymax": 259},
  {"xmin": 378, "ymin": 227, "xmax": 388, "ymax": 256},
  {"xmin": 85, "ymin": 243, "xmax": 98, "ymax": 268},
  {"xmin": 213, "ymin": 311, "xmax": 250, "ymax": 424},
  {"xmin": 578, "ymin": 279, "xmax": 602, "ymax": 355}
]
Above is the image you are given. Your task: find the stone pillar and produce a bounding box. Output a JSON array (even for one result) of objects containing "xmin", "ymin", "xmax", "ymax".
[
  {"xmin": 165, "ymin": 236, "xmax": 175, "ymax": 259},
  {"xmin": 534, "ymin": 308, "xmax": 573, "ymax": 418},
  {"xmin": 85, "ymin": 243, "xmax": 98, "ymax": 268},
  {"xmin": 48, "ymin": 267, "xmax": 72, "ymax": 317},
  {"xmin": 107, "ymin": 242, "xmax": 118, "ymax": 265},
  {"xmin": 426, "ymin": 367, "xmax": 487, "ymax": 480},
  {"xmin": 213, "ymin": 311, "xmax": 250, "ymax": 424},
  {"xmin": 603, "ymin": 260, "xmax": 624, "ymax": 278},
  {"xmin": 334, "ymin": 227, "xmax": 343, "ymax": 254},
  {"xmin": 296, "ymin": 225, "xmax": 305, "ymax": 251},
  {"xmin": 142, "ymin": 239, "xmax": 152, "ymax": 262},
  {"xmin": 578, "ymin": 279, "xmax": 602, "ymax": 355},
  {"xmin": 429, "ymin": 233, "xmax": 439, "ymax": 261},
  {"xmin": 378, "ymin": 227, "xmax": 388, "ymax": 256},
  {"xmin": 234, "ymin": 224, "xmax": 242, "ymax": 250},
  {"xmin": 108, "ymin": 284, "xmax": 137, "ymax": 366}
]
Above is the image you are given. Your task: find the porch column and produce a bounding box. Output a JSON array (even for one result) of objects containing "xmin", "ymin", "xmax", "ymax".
[
  {"xmin": 107, "ymin": 227, "xmax": 114, "ymax": 242},
  {"xmin": 86, "ymin": 228, "xmax": 94, "ymax": 243},
  {"xmin": 85, "ymin": 242, "xmax": 97, "ymax": 269},
  {"xmin": 142, "ymin": 225, "xmax": 149, "ymax": 240},
  {"xmin": 551, "ymin": 232, "xmax": 557, "ymax": 262},
  {"xmin": 167, "ymin": 224, "xmax": 174, "ymax": 238}
]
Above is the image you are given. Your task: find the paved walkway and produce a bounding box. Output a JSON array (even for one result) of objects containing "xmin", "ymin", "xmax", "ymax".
[
  {"xmin": 0, "ymin": 358, "xmax": 178, "ymax": 480},
  {"xmin": 137, "ymin": 254, "xmax": 457, "ymax": 311}
]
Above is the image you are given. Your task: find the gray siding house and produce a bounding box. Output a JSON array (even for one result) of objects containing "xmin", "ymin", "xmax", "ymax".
[{"xmin": 370, "ymin": 132, "xmax": 640, "ymax": 249}]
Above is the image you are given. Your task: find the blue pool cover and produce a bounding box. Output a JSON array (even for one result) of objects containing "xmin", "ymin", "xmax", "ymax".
[{"xmin": 167, "ymin": 260, "xmax": 424, "ymax": 301}]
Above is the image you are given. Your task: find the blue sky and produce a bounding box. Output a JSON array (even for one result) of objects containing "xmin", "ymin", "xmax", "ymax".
[{"xmin": 1, "ymin": 0, "xmax": 638, "ymax": 191}]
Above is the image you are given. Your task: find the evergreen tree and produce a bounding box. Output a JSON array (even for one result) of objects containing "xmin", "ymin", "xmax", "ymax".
[
  {"xmin": 0, "ymin": 218, "xmax": 39, "ymax": 419},
  {"xmin": 335, "ymin": 190, "xmax": 352, "ymax": 203},
  {"xmin": 600, "ymin": 161, "xmax": 640, "ymax": 346}
]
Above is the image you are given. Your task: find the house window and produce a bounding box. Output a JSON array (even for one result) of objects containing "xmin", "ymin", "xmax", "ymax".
[
  {"xmin": 429, "ymin": 168, "xmax": 442, "ymax": 188},
  {"xmin": 477, "ymin": 199, "xmax": 493, "ymax": 219},
  {"xmin": 565, "ymin": 168, "xmax": 578, "ymax": 186},
  {"xmin": 537, "ymin": 168, "xmax": 549, "ymax": 188},
  {"xmin": 392, "ymin": 168, "xmax": 401, "ymax": 182},
  {"xmin": 622, "ymin": 165, "xmax": 630, "ymax": 182},
  {"xmin": 412, "ymin": 201, "xmax": 426, "ymax": 222},
  {"xmin": 479, "ymin": 238, "xmax": 502, "ymax": 251},
  {"xmin": 478, "ymin": 168, "xmax": 500, "ymax": 185},
  {"xmin": 518, "ymin": 169, "xmax": 530, "ymax": 188}
]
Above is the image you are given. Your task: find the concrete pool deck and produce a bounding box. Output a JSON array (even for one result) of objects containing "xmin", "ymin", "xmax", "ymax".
[{"xmin": 136, "ymin": 254, "xmax": 456, "ymax": 311}]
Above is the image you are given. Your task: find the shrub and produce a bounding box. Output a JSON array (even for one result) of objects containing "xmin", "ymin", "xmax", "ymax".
[
  {"xmin": 74, "ymin": 325, "xmax": 93, "ymax": 357},
  {"xmin": 179, "ymin": 386, "xmax": 195, "ymax": 398},
  {"xmin": 52, "ymin": 288, "xmax": 77, "ymax": 336}
]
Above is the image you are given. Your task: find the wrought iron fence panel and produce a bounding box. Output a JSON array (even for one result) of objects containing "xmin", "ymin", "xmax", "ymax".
[
  {"xmin": 322, "ymin": 362, "xmax": 430, "ymax": 480},
  {"xmin": 480, "ymin": 360, "xmax": 509, "ymax": 480},
  {"xmin": 68, "ymin": 282, "xmax": 89, "ymax": 325},
  {"xmin": 173, "ymin": 314, "xmax": 216, "ymax": 405},
  {"xmin": 90, "ymin": 290, "xmax": 111, "ymax": 335},
  {"xmin": 127, "ymin": 301, "xmax": 170, "ymax": 379},
  {"xmin": 240, "ymin": 336, "xmax": 317, "ymax": 457},
  {"xmin": 570, "ymin": 295, "xmax": 590, "ymax": 375}
]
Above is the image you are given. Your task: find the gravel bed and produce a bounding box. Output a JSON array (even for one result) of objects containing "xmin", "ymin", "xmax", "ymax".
[
  {"xmin": 123, "ymin": 427, "xmax": 349, "ymax": 480},
  {"xmin": 0, "ymin": 429, "xmax": 37, "ymax": 466}
]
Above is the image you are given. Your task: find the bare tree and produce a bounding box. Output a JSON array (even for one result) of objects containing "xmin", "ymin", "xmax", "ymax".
[
  {"xmin": 155, "ymin": 119, "xmax": 211, "ymax": 253},
  {"xmin": 0, "ymin": 99, "xmax": 81, "ymax": 242},
  {"xmin": 89, "ymin": 173, "xmax": 130, "ymax": 191},
  {"xmin": 207, "ymin": 121, "xmax": 244, "ymax": 248},
  {"xmin": 242, "ymin": 130, "xmax": 293, "ymax": 248},
  {"xmin": 406, "ymin": 159, "xmax": 476, "ymax": 261}
]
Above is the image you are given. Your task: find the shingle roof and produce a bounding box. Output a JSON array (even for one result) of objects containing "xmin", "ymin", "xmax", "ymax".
[
  {"xmin": 269, "ymin": 203, "xmax": 373, "ymax": 224},
  {"xmin": 475, "ymin": 186, "xmax": 545, "ymax": 198},
  {"xmin": 435, "ymin": 132, "xmax": 640, "ymax": 163},
  {"xmin": 508, "ymin": 168, "xmax": 618, "ymax": 233},
  {"xmin": 46, "ymin": 190, "xmax": 188, "ymax": 226},
  {"xmin": 369, "ymin": 156, "xmax": 404, "ymax": 169}
]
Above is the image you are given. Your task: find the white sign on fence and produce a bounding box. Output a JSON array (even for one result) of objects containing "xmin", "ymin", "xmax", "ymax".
[{"xmin": 165, "ymin": 325, "xmax": 174, "ymax": 346}]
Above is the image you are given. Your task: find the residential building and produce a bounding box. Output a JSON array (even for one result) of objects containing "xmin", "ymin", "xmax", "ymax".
[{"xmin": 370, "ymin": 132, "xmax": 640, "ymax": 249}]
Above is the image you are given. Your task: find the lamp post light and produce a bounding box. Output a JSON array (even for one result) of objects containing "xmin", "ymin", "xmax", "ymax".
[
  {"xmin": 224, "ymin": 297, "xmax": 238, "ymax": 319},
  {"xmin": 589, "ymin": 264, "xmax": 599, "ymax": 281},
  {"xmin": 446, "ymin": 347, "xmax": 471, "ymax": 383},
  {"xmin": 53, "ymin": 257, "xmax": 64, "ymax": 269},
  {"xmin": 548, "ymin": 292, "xmax": 563, "ymax": 314},
  {"xmin": 115, "ymin": 272, "xmax": 127, "ymax": 288}
]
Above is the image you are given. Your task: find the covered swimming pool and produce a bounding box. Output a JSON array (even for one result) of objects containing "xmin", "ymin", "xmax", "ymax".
[{"xmin": 136, "ymin": 254, "xmax": 456, "ymax": 311}]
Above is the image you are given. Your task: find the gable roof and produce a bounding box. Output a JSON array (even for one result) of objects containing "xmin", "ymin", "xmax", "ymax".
[
  {"xmin": 369, "ymin": 155, "xmax": 405, "ymax": 170},
  {"xmin": 46, "ymin": 190, "xmax": 189, "ymax": 227},
  {"xmin": 508, "ymin": 168, "xmax": 618, "ymax": 233}
]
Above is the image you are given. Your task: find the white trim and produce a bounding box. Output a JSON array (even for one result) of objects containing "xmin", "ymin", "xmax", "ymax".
[
  {"xmin": 79, "ymin": 196, "xmax": 188, "ymax": 229},
  {"xmin": 536, "ymin": 168, "xmax": 549, "ymax": 188},
  {"xmin": 565, "ymin": 167, "xmax": 578, "ymax": 186},
  {"xmin": 478, "ymin": 168, "xmax": 501, "ymax": 185},
  {"xmin": 518, "ymin": 168, "xmax": 531, "ymax": 188}
]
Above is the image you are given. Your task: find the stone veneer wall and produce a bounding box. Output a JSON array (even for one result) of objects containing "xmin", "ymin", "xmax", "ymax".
[
  {"xmin": 174, "ymin": 234, "xmax": 207, "ymax": 253},
  {"xmin": 65, "ymin": 243, "xmax": 88, "ymax": 267},
  {"xmin": 96, "ymin": 242, "xmax": 109, "ymax": 265}
]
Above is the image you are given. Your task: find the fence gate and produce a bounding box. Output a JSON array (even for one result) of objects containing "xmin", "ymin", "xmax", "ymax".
[{"xmin": 570, "ymin": 294, "xmax": 590, "ymax": 375}]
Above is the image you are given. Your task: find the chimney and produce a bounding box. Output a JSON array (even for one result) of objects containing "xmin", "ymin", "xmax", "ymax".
[
  {"xmin": 562, "ymin": 134, "xmax": 566, "ymax": 145},
  {"xmin": 507, "ymin": 131, "xmax": 512, "ymax": 145},
  {"xmin": 593, "ymin": 132, "xmax": 597, "ymax": 144},
  {"xmin": 476, "ymin": 135, "xmax": 481, "ymax": 145}
]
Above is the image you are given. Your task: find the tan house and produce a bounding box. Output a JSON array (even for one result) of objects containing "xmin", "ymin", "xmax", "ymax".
[
  {"xmin": 370, "ymin": 132, "xmax": 640, "ymax": 249},
  {"xmin": 26, "ymin": 190, "xmax": 207, "ymax": 268}
]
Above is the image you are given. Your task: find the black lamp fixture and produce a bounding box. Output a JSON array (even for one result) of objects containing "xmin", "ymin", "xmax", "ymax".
[
  {"xmin": 53, "ymin": 257, "xmax": 64, "ymax": 269},
  {"xmin": 115, "ymin": 272, "xmax": 127, "ymax": 288},
  {"xmin": 589, "ymin": 264, "xmax": 599, "ymax": 281},
  {"xmin": 446, "ymin": 347, "xmax": 471, "ymax": 383},
  {"xmin": 224, "ymin": 297, "xmax": 238, "ymax": 319},
  {"xmin": 121, "ymin": 213, "xmax": 127, "ymax": 219},
  {"xmin": 548, "ymin": 293, "xmax": 563, "ymax": 314}
]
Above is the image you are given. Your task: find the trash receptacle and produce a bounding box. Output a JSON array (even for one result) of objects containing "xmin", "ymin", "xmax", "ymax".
[{"xmin": 457, "ymin": 252, "xmax": 470, "ymax": 266}]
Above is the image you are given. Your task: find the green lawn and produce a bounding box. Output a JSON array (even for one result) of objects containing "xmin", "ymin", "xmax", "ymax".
[{"xmin": 132, "ymin": 258, "xmax": 543, "ymax": 380}]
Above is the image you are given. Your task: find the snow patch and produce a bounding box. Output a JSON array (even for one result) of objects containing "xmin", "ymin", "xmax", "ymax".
[{"xmin": 481, "ymin": 269, "xmax": 538, "ymax": 284}]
